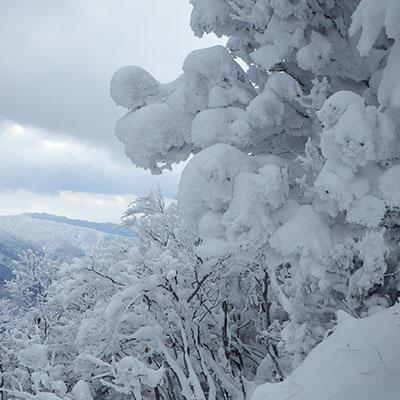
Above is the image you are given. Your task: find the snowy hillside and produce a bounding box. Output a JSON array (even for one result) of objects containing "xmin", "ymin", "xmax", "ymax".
[
  {"xmin": 252, "ymin": 305, "xmax": 400, "ymax": 400},
  {"xmin": 0, "ymin": 214, "xmax": 133, "ymax": 296},
  {"xmin": 0, "ymin": 228, "xmax": 35, "ymax": 297},
  {"xmin": 25, "ymin": 212, "xmax": 134, "ymax": 238},
  {"xmin": 0, "ymin": 214, "xmax": 128, "ymax": 259},
  {"xmin": 2, "ymin": 1, "xmax": 400, "ymax": 398}
]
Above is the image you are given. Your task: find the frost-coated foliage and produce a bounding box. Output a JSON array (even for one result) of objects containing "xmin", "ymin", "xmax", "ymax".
[
  {"xmin": 109, "ymin": 0, "xmax": 400, "ymax": 396},
  {"xmin": 2, "ymin": 1, "xmax": 400, "ymax": 400},
  {"xmin": 112, "ymin": 0, "xmax": 400, "ymax": 365}
]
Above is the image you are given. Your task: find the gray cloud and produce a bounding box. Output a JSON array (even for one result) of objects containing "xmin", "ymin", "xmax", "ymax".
[
  {"xmin": 0, "ymin": 0, "xmax": 222, "ymax": 220},
  {"xmin": 0, "ymin": 0, "xmax": 221, "ymax": 158},
  {"xmin": 0, "ymin": 121, "xmax": 183, "ymax": 198}
]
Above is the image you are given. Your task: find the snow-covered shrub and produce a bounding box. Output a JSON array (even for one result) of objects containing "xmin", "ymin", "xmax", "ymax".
[
  {"xmin": 110, "ymin": 0, "xmax": 400, "ymax": 395},
  {"xmin": 3, "ymin": 1, "xmax": 400, "ymax": 399}
]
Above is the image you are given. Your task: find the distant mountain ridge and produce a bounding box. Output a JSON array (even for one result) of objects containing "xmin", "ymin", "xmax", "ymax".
[
  {"xmin": 25, "ymin": 212, "xmax": 134, "ymax": 238},
  {"xmin": 0, "ymin": 214, "xmax": 134, "ymax": 297}
]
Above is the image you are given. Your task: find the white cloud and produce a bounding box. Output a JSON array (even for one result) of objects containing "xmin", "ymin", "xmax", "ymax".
[
  {"xmin": 0, "ymin": 0, "xmax": 224, "ymax": 154},
  {"xmin": 0, "ymin": 120, "xmax": 183, "ymax": 197},
  {"xmin": 0, "ymin": 120, "xmax": 96, "ymax": 165},
  {"xmin": 0, "ymin": 1, "xmax": 207, "ymax": 220},
  {"xmin": 0, "ymin": 189, "xmax": 134, "ymax": 223}
]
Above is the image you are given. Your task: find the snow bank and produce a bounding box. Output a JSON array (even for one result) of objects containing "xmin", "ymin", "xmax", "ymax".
[{"xmin": 252, "ymin": 304, "xmax": 400, "ymax": 400}]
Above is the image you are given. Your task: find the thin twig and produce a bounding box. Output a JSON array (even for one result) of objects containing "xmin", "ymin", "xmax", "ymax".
[{"xmin": 187, "ymin": 273, "xmax": 212, "ymax": 303}]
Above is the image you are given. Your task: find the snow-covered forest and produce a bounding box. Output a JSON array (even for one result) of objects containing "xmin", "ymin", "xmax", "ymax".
[{"xmin": 1, "ymin": 0, "xmax": 400, "ymax": 399}]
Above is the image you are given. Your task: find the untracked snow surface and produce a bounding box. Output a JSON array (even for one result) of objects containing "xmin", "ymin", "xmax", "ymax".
[{"xmin": 252, "ymin": 304, "xmax": 400, "ymax": 400}]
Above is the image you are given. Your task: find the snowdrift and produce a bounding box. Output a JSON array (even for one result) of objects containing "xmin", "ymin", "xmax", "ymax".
[{"xmin": 252, "ymin": 304, "xmax": 400, "ymax": 400}]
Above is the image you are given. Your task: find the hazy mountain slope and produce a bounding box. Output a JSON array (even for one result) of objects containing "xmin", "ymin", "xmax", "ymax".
[
  {"xmin": 0, "ymin": 228, "xmax": 41, "ymax": 297},
  {"xmin": 0, "ymin": 214, "xmax": 133, "ymax": 296},
  {"xmin": 25, "ymin": 212, "xmax": 134, "ymax": 238},
  {"xmin": 0, "ymin": 215, "xmax": 116, "ymax": 258}
]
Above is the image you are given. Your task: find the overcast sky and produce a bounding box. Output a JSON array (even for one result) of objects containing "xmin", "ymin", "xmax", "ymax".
[{"xmin": 0, "ymin": 0, "xmax": 222, "ymax": 222}]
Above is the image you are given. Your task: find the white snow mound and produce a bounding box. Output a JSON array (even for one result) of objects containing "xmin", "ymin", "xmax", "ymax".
[{"xmin": 252, "ymin": 304, "xmax": 400, "ymax": 400}]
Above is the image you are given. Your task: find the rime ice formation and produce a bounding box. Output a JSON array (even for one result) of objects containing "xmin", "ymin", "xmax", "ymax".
[{"xmin": 1, "ymin": 1, "xmax": 399, "ymax": 399}]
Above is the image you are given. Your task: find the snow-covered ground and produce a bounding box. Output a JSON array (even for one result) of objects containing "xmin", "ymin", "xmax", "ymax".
[{"xmin": 252, "ymin": 304, "xmax": 400, "ymax": 400}]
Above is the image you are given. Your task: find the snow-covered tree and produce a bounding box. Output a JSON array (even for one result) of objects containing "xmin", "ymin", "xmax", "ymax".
[
  {"xmin": 0, "ymin": 251, "xmax": 73, "ymax": 399},
  {"xmin": 3, "ymin": 1, "xmax": 400, "ymax": 399},
  {"xmin": 110, "ymin": 0, "xmax": 400, "ymax": 391},
  {"xmin": 74, "ymin": 191, "xmax": 270, "ymax": 399},
  {"xmin": 0, "ymin": 241, "xmax": 130, "ymax": 400}
]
